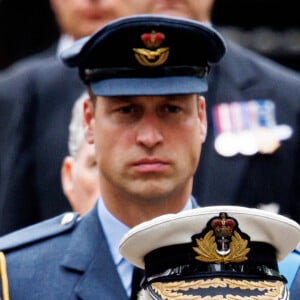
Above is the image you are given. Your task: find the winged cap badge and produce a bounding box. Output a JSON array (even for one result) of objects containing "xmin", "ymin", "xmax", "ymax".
[{"xmin": 133, "ymin": 31, "xmax": 170, "ymax": 67}]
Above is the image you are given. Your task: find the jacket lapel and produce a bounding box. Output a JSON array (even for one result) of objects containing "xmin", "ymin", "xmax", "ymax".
[
  {"xmin": 290, "ymin": 267, "xmax": 300, "ymax": 300},
  {"xmin": 60, "ymin": 207, "xmax": 129, "ymax": 300}
]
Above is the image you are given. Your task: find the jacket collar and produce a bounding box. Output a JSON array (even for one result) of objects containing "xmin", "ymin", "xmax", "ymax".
[{"xmin": 61, "ymin": 206, "xmax": 129, "ymax": 300}]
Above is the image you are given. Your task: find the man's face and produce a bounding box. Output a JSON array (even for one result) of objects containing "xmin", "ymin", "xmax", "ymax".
[
  {"xmin": 84, "ymin": 94, "xmax": 207, "ymax": 203},
  {"xmin": 139, "ymin": 0, "xmax": 214, "ymax": 22},
  {"xmin": 50, "ymin": 0, "xmax": 149, "ymax": 39}
]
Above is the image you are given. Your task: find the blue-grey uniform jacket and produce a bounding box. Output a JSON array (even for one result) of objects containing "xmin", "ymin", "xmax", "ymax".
[
  {"xmin": 280, "ymin": 243, "xmax": 300, "ymax": 300},
  {"xmin": 0, "ymin": 206, "xmax": 129, "ymax": 299},
  {"xmin": 290, "ymin": 267, "xmax": 300, "ymax": 299}
]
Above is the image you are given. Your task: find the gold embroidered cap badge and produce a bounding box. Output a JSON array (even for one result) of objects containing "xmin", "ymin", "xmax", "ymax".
[
  {"xmin": 133, "ymin": 31, "xmax": 170, "ymax": 67},
  {"xmin": 193, "ymin": 212, "xmax": 250, "ymax": 264}
]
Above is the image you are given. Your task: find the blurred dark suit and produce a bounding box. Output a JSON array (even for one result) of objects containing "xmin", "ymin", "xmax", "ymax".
[
  {"xmin": 0, "ymin": 55, "xmax": 84, "ymax": 235},
  {"xmin": 194, "ymin": 41, "xmax": 300, "ymax": 223},
  {"xmin": 0, "ymin": 44, "xmax": 56, "ymax": 200},
  {"xmin": 0, "ymin": 44, "xmax": 56, "ymax": 174},
  {"xmin": 0, "ymin": 39, "xmax": 299, "ymax": 236}
]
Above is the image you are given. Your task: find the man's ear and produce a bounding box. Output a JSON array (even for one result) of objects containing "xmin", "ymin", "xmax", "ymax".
[
  {"xmin": 61, "ymin": 156, "xmax": 74, "ymax": 196},
  {"xmin": 83, "ymin": 98, "xmax": 95, "ymax": 144},
  {"xmin": 198, "ymin": 96, "xmax": 207, "ymax": 142}
]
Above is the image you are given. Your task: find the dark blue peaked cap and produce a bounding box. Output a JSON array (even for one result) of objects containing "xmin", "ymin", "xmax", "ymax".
[{"xmin": 61, "ymin": 14, "xmax": 226, "ymax": 96}]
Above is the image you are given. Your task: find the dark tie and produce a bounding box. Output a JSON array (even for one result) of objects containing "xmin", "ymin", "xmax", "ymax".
[{"xmin": 130, "ymin": 267, "xmax": 145, "ymax": 300}]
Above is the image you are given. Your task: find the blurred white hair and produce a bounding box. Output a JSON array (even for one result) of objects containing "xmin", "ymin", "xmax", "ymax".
[{"xmin": 68, "ymin": 91, "xmax": 88, "ymax": 157}]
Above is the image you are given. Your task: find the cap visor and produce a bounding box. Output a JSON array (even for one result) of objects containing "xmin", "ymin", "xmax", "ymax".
[{"xmin": 90, "ymin": 76, "xmax": 207, "ymax": 96}]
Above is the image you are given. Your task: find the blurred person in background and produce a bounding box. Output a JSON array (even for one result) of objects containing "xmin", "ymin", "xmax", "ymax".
[
  {"xmin": 50, "ymin": 0, "xmax": 148, "ymax": 54},
  {"xmin": 61, "ymin": 92, "xmax": 99, "ymax": 216}
]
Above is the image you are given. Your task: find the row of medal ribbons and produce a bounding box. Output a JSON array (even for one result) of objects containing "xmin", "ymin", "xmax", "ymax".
[{"xmin": 212, "ymin": 99, "xmax": 293, "ymax": 157}]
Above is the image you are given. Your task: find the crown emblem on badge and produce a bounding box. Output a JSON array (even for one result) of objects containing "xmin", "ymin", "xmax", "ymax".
[
  {"xmin": 141, "ymin": 31, "xmax": 165, "ymax": 49},
  {"xmin": 193, "ymin": 212, "xmax": 250, "ymax": 264},
  {"xmin": 133, "ymin": 31, "xmax": 169, "ymax": 67},
  {"xmin": 211, "ymin": 213, "xmax": 236, "ymax": 256}
]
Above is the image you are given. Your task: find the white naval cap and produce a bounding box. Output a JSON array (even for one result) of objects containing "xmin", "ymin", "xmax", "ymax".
[{"xmin": 120, "ymin": 206, "xmax": 300, "ymax": 300}]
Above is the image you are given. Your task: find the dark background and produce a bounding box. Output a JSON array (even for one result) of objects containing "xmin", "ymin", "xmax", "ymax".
[{"xmin": 0, "ymin": 0, "xmax": 300, "ymax": 71}]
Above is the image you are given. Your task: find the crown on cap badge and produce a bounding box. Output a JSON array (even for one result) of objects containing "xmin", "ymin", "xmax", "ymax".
[
  {"xmin": 133, "ymin": 31, "xmax": 169, "ymax": 67},
  {"xmin": 141, "ymin": 31, "xmax": 165, "ymax": 49},
  {"xmin": 211, "ymin": 213, "xmax": 236, "ymax": 256},
  {"xmin": 193, "ymin": 212, "xmax": 250, "ymax": 264}
]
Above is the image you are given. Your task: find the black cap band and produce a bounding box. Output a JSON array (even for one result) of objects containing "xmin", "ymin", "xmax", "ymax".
[
  {"xmin": 144, "ymin": 242, "xmax": 286, "ymax": 282},
  {"xmin": 82, "ymin": 65, "xmax": 209, "ymax": 83}
]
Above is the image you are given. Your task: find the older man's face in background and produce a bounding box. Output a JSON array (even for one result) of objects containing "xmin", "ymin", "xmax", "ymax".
[
  {"xmin": 50, "ymin": 0, "xmax": 156, "ymax": 40},
  {"xmin": 138, "ymin": 0, "xmax": 214, "ymax": 22}
]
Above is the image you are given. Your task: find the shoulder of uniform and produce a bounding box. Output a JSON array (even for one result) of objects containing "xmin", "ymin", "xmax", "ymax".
[{"xmin": 0, "ymin": 212, "xmax": 80, "ymax": 252}]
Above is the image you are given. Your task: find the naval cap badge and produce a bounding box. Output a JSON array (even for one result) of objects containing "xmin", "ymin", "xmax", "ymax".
[
  {"xmin": 192, "ymin": 212, "xmax": 250, "ymax": 264},
  {"xmin": 133, "ymin": 31, "xmax": 169, "ymax": 67}
]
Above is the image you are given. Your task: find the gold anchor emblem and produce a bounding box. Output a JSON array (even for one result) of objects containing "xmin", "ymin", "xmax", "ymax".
[{"xmin": 133, "ymin": 31, "xmax": 169, "ymax": 67}]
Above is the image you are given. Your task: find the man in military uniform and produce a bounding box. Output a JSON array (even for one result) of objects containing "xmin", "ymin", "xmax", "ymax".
[
  {"xmin": 0, "ymin": 14, "xmax": 226, "ymax": 299},
  {"xmin": 0, "ymin": 12, "xmax": 299, "ymax": 300}
]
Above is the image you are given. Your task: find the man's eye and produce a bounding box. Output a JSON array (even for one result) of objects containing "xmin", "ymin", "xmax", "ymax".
[
  {"xmin": 118, "ymin": 105, "xmax": 136, "ymax": 114},
  {"xmin": 164, "ymin": 105, "xmax": 180, "ymax": 113}
]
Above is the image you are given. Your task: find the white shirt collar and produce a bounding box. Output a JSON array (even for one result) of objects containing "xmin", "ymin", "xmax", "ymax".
[
  {"xmin": 97, "ymin": 197, "xmax": 129, "ymax": 266},
  {"xmin": 56, "ymin": 34, "xmax": 75, "ymax": 56},
  {"xmin": 97, "ymin": 196, "xmax": 193, "ymax": 266}
]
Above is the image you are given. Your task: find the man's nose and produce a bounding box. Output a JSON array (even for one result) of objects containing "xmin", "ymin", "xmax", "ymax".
[{"xmin": 136, "ymin": 113, "xmax": 163, "ymax": 148}]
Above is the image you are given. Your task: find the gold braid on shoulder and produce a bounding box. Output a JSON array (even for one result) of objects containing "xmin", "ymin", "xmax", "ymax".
[{"xmin": 0, "ymin": 252, "xmax": 10, "ymax": 300}]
